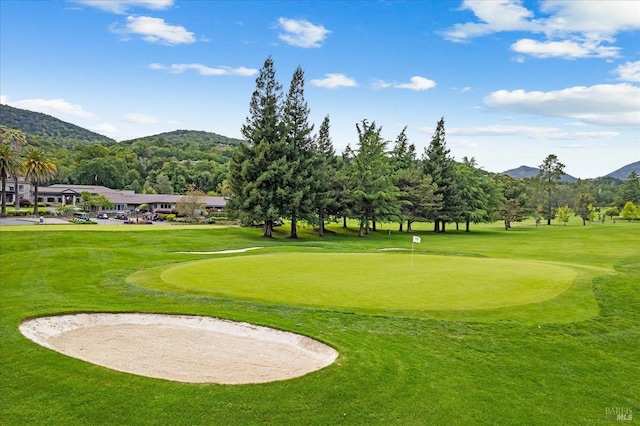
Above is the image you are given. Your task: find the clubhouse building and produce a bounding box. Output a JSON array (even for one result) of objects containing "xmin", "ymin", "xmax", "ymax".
[{"xmin": 10, "ymin": 182, "xmax": 226, "ymax": 215}]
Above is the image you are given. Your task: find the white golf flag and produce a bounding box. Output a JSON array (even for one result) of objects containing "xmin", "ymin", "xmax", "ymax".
[{"xmin": 413, "ymin": 236, "xmax": 421, "ymax": 244}]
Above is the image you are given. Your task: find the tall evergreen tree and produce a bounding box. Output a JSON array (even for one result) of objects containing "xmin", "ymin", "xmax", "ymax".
[
  {"xmin": 536, "ymin": 154, "xmax": 565, "ymax": 225},
  {"xmin": 574, "ymin": 185, "xmax": 596, "ymax": 226},
  {"xmin": 346, "ymin": 120, "xmax": 400, "ymax": 237},
  {"xmin": 227, "ymin": 56, "xmax": 287, "ymax": 238},
  {"xmin": 311, "ymin": 115, "xmax": 339, "ymax": 236},
  {"xmin": 283, "ymin": 66, "xmax": 314, "ymax": 238},
  {"xmin": 455, "ymin": 158, "xmax": 501, "ymax": 232},
  {"xmin": 395, "ymin": 168, "xmax": 440, "ymax": 232},
  {"xmin": 389, "ymin": 127, "xmax": 415, "ymax": 173},
  {"xmin": 615, "ymin": 171, "xmax": 640, "ymax": 208},
  {"xmin": 422, "ymin": 117, "xmax": 458, "ymax": 232}
]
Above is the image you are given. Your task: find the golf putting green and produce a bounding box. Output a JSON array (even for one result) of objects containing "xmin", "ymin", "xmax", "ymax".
[{"xmin": 147, "ymin": 253, "xmax": 577, "ymax": 312}]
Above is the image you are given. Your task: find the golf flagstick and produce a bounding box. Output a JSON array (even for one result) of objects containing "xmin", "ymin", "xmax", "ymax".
[{"xmin": 411, "ymin": 235, "xmax": 421, "ymax": 270}]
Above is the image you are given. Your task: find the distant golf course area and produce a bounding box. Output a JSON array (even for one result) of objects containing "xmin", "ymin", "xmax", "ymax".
[{"xmin": 1, "ymin": 218, "xmax": 638, "ymax": 424}]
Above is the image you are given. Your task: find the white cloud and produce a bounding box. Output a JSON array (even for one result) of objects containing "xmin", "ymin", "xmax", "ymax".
[
  {"xmin": 395, "ymin": 76, "xmax": 436, "ymax": 91},
  {"xmin": 92, "ymin": 123, "xmax": 118, "ymax": 135},
  {"xmin": 370, "ymin": 79, "xmax": 393, "ymax": 90},
  {"xmin": 70, "ymin": 0, "xmax": 173, "ymax": 14},
  {"xmin": 124, "ymin": 113, "xmax": 159, "ymax": 124},
  {"xmin": 370, "ymin": 77, "xmax": 436, "ymax": 91},
  {"xmin": 539, "ymin": 1, "xmax": 640, "ymax": 39},
  {"xmin": 511, "ymin": 38, "xmax": 619, "ymax": 59},
  {"xmin": 0, "ymin": 95, "xmax": 8, "ymax": 104},
  {"xmin": 149, "ymin": 63, "xmax": 257, "ymax": 76},
  {"xmin": 484, "ymin": 83, "xmax": 640, "ymax": 126},
  {"xmin": 443, "ymin": 0, "xmax": 640, "ymax": 60},
  {"xmin": 111, "ymin": 16, "xmax": 195, "ymax": 45},
  {"xmin": 7, "ymin": 98, "xmax": 96, "ymax": 119},
  {"xmin": 277, "ymin": 17, "xmax": 331, "ymax": 48},
  {"xmin": 310, "ymin": 73, "xmax": 357, "ymax": 89},
  {"xmin": 442, "ymin": 0, "xmax": 540, "ymax": 42},
  {"xmin": 449, "ymin": 125, "xmax": 619, "ymax": 140},
  {"xmin": 615, "ymin": 61, "xmax": 640, "ymax": 82}
]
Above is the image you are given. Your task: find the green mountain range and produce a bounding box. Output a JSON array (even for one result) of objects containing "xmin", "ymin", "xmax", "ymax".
[{"xmin": 0, "ymin": 104, "xmax": 115, "ymax": 146}]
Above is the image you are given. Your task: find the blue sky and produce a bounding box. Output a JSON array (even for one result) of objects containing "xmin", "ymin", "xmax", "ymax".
[{"xmin": 1, "ymin": 0, "xmax": 639, "ymax": 179}]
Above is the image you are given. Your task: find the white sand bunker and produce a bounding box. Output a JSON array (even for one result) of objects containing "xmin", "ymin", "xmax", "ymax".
[{"xmin": 19, "ymin": 313, "xmax": 338, "ymax": 384}]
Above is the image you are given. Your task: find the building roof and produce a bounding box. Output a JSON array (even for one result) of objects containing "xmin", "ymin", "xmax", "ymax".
[{"xmin": 39, "ymin": 184, "xmax": 226, "ymax": 208}]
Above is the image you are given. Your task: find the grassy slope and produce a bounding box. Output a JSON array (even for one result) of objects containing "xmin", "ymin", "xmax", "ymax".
[{"xmin": 0, "ymin": 219, "xmax": 638, "ymax": 425}]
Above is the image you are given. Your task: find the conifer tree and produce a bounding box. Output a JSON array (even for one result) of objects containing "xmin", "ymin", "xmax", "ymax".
[
  {"xmin": 422, "ymin": 117, "xmax": 458, "ymax": 232},
  {"xmin": 346, "ymin": 120, "xmax": 400, "ymax": 237},
  {"xmin": 283, "ymin": 66, "xmax": 314, "ymax": 238},
  {"xmin": 536, "ymin": 154, "xmax": 565, "ymax": 225},
  {"xmin": 227, "ymin": 56, "xmax": 287, "ymax": 238},
  {"xmin": 311, "ymin": 115, "xmax": 339, "ymax": 236}
]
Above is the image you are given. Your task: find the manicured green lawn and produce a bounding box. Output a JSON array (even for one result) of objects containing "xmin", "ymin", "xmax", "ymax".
[
  {"xmin": 1, "ymin": 219, "xmax": 638, "ymax": 425},
  {"xmin": 141, "ymin": 253, "xmax": 578, "ymax": 312}
]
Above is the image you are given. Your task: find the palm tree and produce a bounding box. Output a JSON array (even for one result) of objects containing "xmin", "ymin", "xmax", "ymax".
[
  {"xmin": 0, "ymin": 126, "xmax": 28, "ymax": 209},
  {"xmin": 0, "ymin": 143, "xmax": 23, "ymax": 216},
  {"xmin": 22, "ymin": 147, "xmax": 57, "ymax": 216}
]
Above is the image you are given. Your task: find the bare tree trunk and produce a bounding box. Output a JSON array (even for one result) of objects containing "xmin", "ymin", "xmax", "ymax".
[
  {"xmin": 359, "ymin": 222, "xmax": 365, "ymax": 237},
  {"xmin": 441, "ymin": 221, "xmax": 446, "ymax": 233},
  {"xmin": 465, "ymin": 220, "xmax": 470, "ymax": 232},
  {"xmin": 14, "ymin": 176, "xmax": 19, "ymax": 209},
  {"xmin": 33, "ymin": 183, "xmax": 39, "ymax": 216},
  {"xmin": 290, "ymin": 216, "xmax": 298, "ymax": 239},
  {"xmin": 1, "ymin": 177, "xmax": 6, "ymax": 216},
  {"xmin": 263, "ymin": 219, "xmax": 274, "ymax": 238},
  {"xmin": 343, "ymin": 215, "xmax": 347, "ymax": 228},
  {"xmin": 318, "ymin": 210, "xmax": 325, "ymax": 237}
]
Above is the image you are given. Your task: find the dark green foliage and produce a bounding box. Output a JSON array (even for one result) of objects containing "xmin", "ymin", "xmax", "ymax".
[
  {"xmin": 535, "ymin": 154, "xmax": 566, "ymax": 225},
  {"xmin": 422, "ymin": 117, "xmax": 459, "ymax": 232},
  {"xmin": 455, "ymin": 158, "xmax": 501, "ymax": 231},
  {"xmin": 283, "ymin": 67, "xmax": 315, "ymax": 238},
  {"xmin": 346, "ymin": 120, "xmax": 401, "ymax": 236},
  {"xmin": 228, "ymin": 57, "xmax": 288, "ymax": 237},
  {"xmin": 395, "ymin": 168, "xmax": 440, "ymax": 232},
  {"xmin": 0, "ymin": 104, "xmax": 114, "ymax": 147},
  {"xmin": 615, "ymin": 171, "xmax": 640, "ymax": 208},
  {"xmin": 311, "ymin": 115, "xmax": 340, "ymax": 236}
]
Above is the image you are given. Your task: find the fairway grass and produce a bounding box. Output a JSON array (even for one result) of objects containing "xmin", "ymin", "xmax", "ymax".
[
  {"xmin": 133, "ymin": 253, "xmax": 578, "ymax": 313},
  {"xmin": 1, "ymin": 220, "xmax": 638, "ymax": 425}
]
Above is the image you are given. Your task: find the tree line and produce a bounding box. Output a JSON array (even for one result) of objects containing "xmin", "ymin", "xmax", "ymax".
[
  {"xmin": 2, "ymin": 57, "xmax": 639, "ymax": 227},
  {"xmin": 226, "ymin": 57, "xmax": 640, "ymax": 237}
]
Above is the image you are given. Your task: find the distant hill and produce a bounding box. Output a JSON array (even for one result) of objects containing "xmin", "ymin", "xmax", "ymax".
[
  {"xmin": 0, "ymin": 104, "xmax": 115, "ymax": 147},
  {"xmin": 501, "ymin": 165, "xmax": 578, "ymax": 182},
  {"xmin": 606, "ymin": 161, "xmax": 640, "ymax": 180},
  {"xmin": 121, "ymin": 129, "xmax": 242, "ymax": 148}
]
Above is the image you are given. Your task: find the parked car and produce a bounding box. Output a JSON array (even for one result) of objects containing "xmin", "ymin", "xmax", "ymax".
[
  {"xmin": 72, "ymin": 212, "xmax": 90, "ymax": 222},
  {"xmin": 97, "ymin": 213, "xmax": 108, "ymax": 220},
  {"xmin": 115, "ymin": 212, "xmax": 128, "ymax": 220}
]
